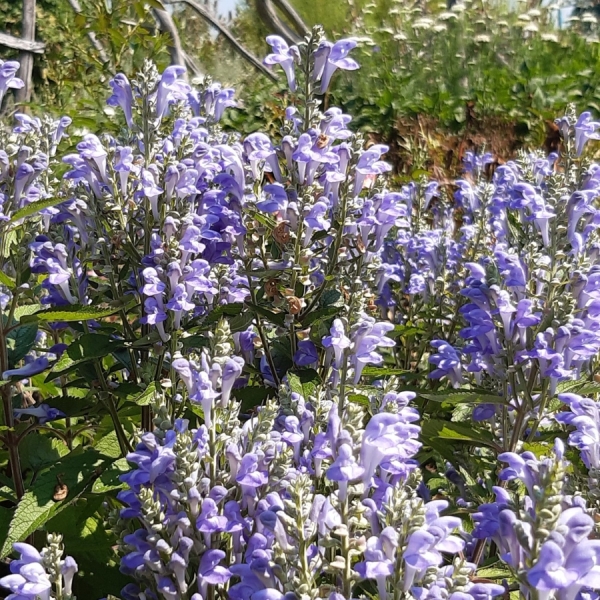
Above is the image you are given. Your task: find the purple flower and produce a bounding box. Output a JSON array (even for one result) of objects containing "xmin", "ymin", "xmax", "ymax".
[
  {"xmin": 107, "ymin": 73, "xmax": 135, "ymax": 128},
  {"xmin": 317, "ymin": 39, "xmax": 360, "ymax": 93},
  {"xmin": 221, "ymin": 356, "xmax": 245, "ymax": 406},
  {"xmin": 322, "ymin": 319, "xmax": 350, "ymax": 368},
  {"xmin": 156, "ymin": 66, "xmax": 190, "ymax": 118},
  {"xmin": 166, "ymin": 284, "xmax": 194, "ymax": 330},
  {"xmin": 360, "ymin": 412, "xmax": 420, "ymax": 483},
  {"xmin": 14, "ymin": 403, "xmax": 64, "ymax": 424},
  {"xmin": 575, "ymin": 112, "xmax": 600, "ymax": 156},
  {"xmin": 0, "ymin": 60, "xmax": 24, "ymax": 106},
  {"xmin": 256, "ymin": 183, "xmax": 288, "ymax": 215},
  {"xmin": 303, "ymin": 201, "xmax": 331, "ymax": 247},
  {"xmin": 140, "ymin": 297, "xmax": 168, "ymax": 342},
  {"xmin": 326, "ymin": 443, "xmax": 364, "ymax": 500},
  {"xmin": 354, "ymin": 145, "xmax": 391, "ymax": 196},
  {"xmin": 264, "ymin": 36, "xmax": 300, "ymax": 92},
  {"xmin": 527, "ymin": 540, "xmax": 578, "ymax": 590},
  {"xmin": 0, "ymin": 561, "xmax": 51, "ymax": 598},
  {"xmin": 293, "ymin": 340, "xmax": 318, "ymax": 367},
  {"xmin": 197, "ymin": 549, "xmax": 231, "ymax": 597},
  {"xmin": 472, "ymin": 403, "xmax": 496, "ymax": 421},
  {"xmin": 354, "ymin": 535, "xmax": 394, "ymax": 600},
  {"xmin": 429, "ymin": 340, "xmax": 463, "ymax": 388},
  {"xmin": 3, "ymin": 356, "xmax": 49, "ymax": 380}
]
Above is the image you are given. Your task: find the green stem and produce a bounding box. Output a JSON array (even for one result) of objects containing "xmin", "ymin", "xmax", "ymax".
[
  {"xmin": 247, "ymin": 261, "xmax": 280, "ymax": 387},
  {"xmin": 83, "ymin": 322, "xmax": 132, "ymax": 455},
  {"xmin": 0, "ymin": 314, "xmax": 25, "ymax": 499}
]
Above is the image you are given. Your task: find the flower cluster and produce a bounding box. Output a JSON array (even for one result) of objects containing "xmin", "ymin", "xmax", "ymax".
[
  {"xmin": 114, "ymin": 366, "xmax": 504, "ymax": 600},
  {"xmin": 0, "ymin": 535, "xmax": 78, "ymax": 600},
  {"xmin": 472, "ymin": 441, "xmax": 600, "ymax": 599},
  {"xmin": 4, "ymin": 21, "xmax": 600, "ymax": 600}
]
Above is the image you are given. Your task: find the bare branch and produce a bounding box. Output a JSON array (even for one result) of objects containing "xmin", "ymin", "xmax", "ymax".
[
  {"xmin": 254, "ymin": 0, "xmax": 302, "ymax": 46},
  {"xmin": 163, "ymin": 0, "xmax": 278, "ymax": 82},
  {"xmin": 153, "ymin": 8, "xmax": 187, "ymax": 73},
  {"xmin": 0, "ymin": 32, "xmax": 44, "ymax": 54},
  {"xmin": 270, "ymin": 0, "xmax": 309, "ymax": 38},
  {"xmin": 183, "ymin": 51, "xmax": 204, "ymax": 78}
]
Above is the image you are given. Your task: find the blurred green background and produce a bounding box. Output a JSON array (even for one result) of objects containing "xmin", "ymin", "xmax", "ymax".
[{"xmin": 2, "ymin": 0, "xmax": 600, "ymax": 176}]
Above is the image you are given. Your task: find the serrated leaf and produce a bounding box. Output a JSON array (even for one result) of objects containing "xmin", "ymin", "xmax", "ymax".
[
  {"xmin": 201, "ymin": 303, "xmax": 246, "ymax": 328},
  {"xmin": 0, "ymin": 270, "xmax": 15, "ymax": 289},
  {"xmin": 67, "ymin": 333, "xmax": 125, "ymax": 361},
  {"xmin": 556, "ymin": 380, "xmax": 600, "ymax": 397},
  {"xmin": 386, "ymin": 324, "xmax": 425, "ymax": 338},
  {"xmin": 10, "ymin": 197, "xmax": 66, "ymax": 223},
  {"xmin": 320, "ymin": 289, "xmax": 343, "ymax": 308},
  {"xmin": 348, "ymin": 393, "xmax": 370, "ymax": 407},
  {"xmin": 0, "ymin": 449, "xmax": 110, "ymax": 557},
  {"xmin": 301, "ymin": 306, "xmax": 339, "ymax": 326},
  {"xmin": 22, "ymin": 304, "xmax": 127, "ymax": 323},
  {"xmin": 45, "ymin": 395, "xmax": 97, "ymax": 418},
  {"xmin": 233, "ymin": 385, "xmax": 272, "ymax": 414},
  {"xmin": 421, "ymin": 419, "xmax": 499, "ymax": 450},
  {"xmin": 92, "ymin": 458, "xmax": 129, "ymax": 493},
  {"xmin": 246, "ymin": 302, "xmax": 286, "ymax": 327},
  {"xmin": 287, "ymin": 369, "xmax": 321, "ymax": 399},
  {"xmin": 229, "ymin": 309, "xmax": 255, "ymax": 332},
  {"xmin": 14, "ymin": 304, "xmax": 43, "ymax": 320},
  {"xmin": 20, "ymin": 435, "xmax": 69, "ymax": 472},
  {"xmin": 95, "ymin": 431, "xmax": 123, "ymax": 459},
  {"xmin": 476, "ymin": 566, "xmax": 513, "ymax": 580},
  {"xmin": 6, "ymin": 323, "xmax": 38, "ymax": 367},
  {"xmin": 181, "ymin": 334, "xmax": 211, "ymax": 350},
  {"xmin": 129, "ymin": 382, "xmax": 157, "ymax": 406},
  {"xmin": 361, "ymin": 366, "xmax": 411, "ymax": 379},
  {"xmin": 45, "ymin": 353, "xmax": 84, "ymax": 381},
  {"xmin": 420, "ymin": 390, "xmax": 506, "ymax": 405}
]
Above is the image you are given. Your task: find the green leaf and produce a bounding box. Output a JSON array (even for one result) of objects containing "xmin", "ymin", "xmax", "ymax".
[
  {"xmin": 22, "ymin": 304, "xmax": 128, "ymax": 323},
  {"xmin": 229, "ymin": 309, "xmax": 255, "ymax": 333},
  {"xmin": 45, "ymin": 495, "xmax": 131, "ymax": 596},
  {"xmin": 287, "ymin": 369, "xmax": 321, "ymax": 399},
  {"xmin": 91, "ymin": 458, "xmax": 129, "ymax": 493},
  {"xmin": 556, "ymin": 380, "xmax": 600, "ymax": 397},
  {"xmin": 419, "ymin": 390, "xmax": 506, "ymax": 405},
  {"xmin": 128, "ymin": 382, "xmax": 157, "ymax": 406},
  {"xmin": 361, "ymin": 366, "xmax": 411, "ymax": 379},
  {"xmin": 45, "ymin": 353, "xmax": 84, "ymax": 381},
  {"xmin": 348, "ymin": 393, "xmax": 370, "ymax": 407},
  {"xmin": 6, "ymin": 323, "xmax": 38, "ymax": 367},
  {"xmin": 246, "ymin": 302, "xmax": 286, "ymax": 327},
  {"xmin": 45, "ymin": 395, "xmax": 97, "ymax": 418},
  {"xmin": 0, "ymin": 270, "xmax": 15, "ymax": 289},
  {"xmin": 0, "ymin": 449, "xmax": 111, "ymax": 557},
  {"xmin": 144, "ymin": 0, "xmax": 165, "ymax": 9},
  {"xmin": 301, "ymin": 306, "xmax": 339, "ymax": 326},
  {"xmin": 233, "ymin": 385, "xmax": 272, "ymax": 414},
  {"xmin": 20, "ymin": 435, "xmax": 69, "ymax": 472},
  {"xmin": 10, "ymin": 197, "xmax": 66, "ymax": 223},
  {"xmin": 30, "ymin": 373, "xmax": 60, "ymax": 396},
  {"xmin": 67, "ymin": 333, "xmax": 125, "ymax": 361},
  {"xmin": 421, "ymin": 419, "xmax": 499, "ymax": 451},
  {"xmin": 95, "ymin": 431, "xmax": 123, "ymax": 459},
  {"xmin": 386, "ymin": 324, "xmax": 425, "ymax": 339},
  {"xmin": 476, "ymin": 565, "xmax": 513, "ymax": 580},
  {"xmin": 202, "ymin": 303, "xmax": 245, "ymax": 325},
  {"xmin": 14, "ymin": 304, "xmax": 43, "ymax": 320},
  {"xmin": 181, "ymin": 334, "xmax": 210, "ymax": 351}
]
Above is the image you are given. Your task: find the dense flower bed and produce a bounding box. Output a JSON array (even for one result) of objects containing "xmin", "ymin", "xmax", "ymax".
[{"xmin": 1, "ymin": 25, "xmax": 600, "ymax": 600}]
